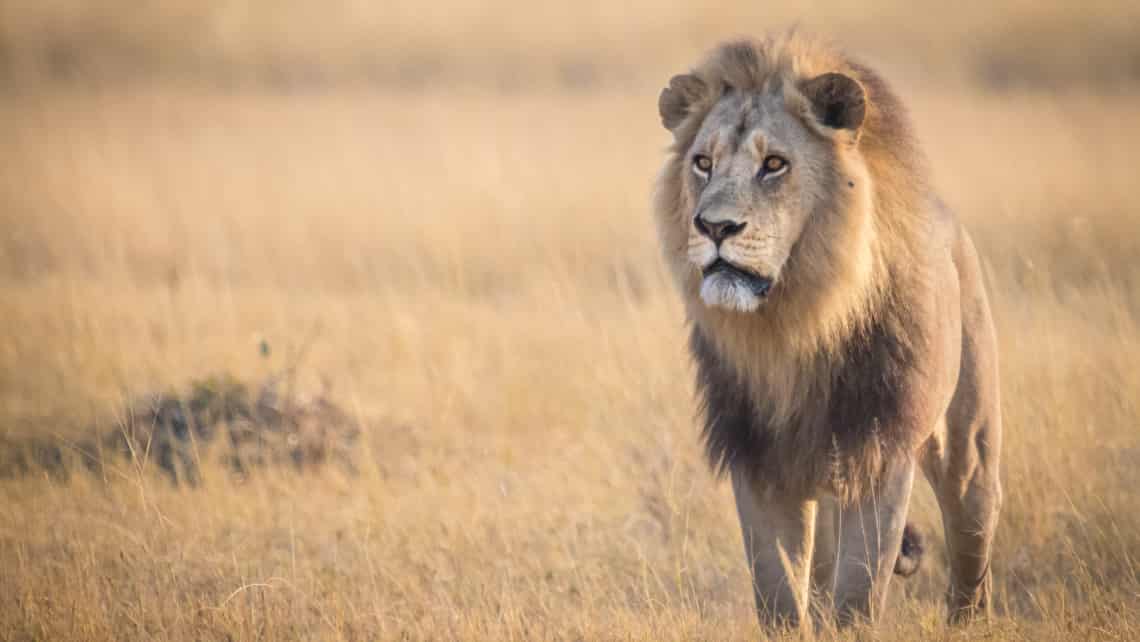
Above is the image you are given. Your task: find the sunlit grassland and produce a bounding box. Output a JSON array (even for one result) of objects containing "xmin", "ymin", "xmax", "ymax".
[{"xmin": 2, "ymin": 1, "xmax": 1139, "ymax": 639}]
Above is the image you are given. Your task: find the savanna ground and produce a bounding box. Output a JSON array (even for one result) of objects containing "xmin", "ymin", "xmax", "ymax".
[{"xmin": 2, "ymin": 1, "xmax": 1139, "ymax": 640}]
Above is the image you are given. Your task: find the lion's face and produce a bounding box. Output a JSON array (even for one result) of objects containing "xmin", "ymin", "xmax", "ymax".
[
  {"xmin": 660, "ymin": 68, "xmax": 871, "ymax": 315},
  {"xmin": 683, "ymin": 90, "xmax": 838, "ymax": 312}
]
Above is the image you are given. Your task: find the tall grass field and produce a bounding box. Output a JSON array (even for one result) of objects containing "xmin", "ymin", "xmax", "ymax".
[{"xmin": 2, "ymin": 1, "xmax": 1139, "ymax": 639}]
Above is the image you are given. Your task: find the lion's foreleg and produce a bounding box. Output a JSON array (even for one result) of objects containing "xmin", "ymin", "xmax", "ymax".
[
  {"xmin": 831, "ymin": 457, "xmax": 916, "ymax": 626},
  {"xmin": 731, "ymin": 471, "xmax": 816, "ymax": 631}
]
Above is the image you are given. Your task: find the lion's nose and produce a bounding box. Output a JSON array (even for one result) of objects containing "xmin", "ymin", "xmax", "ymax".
[{"xmin": 695, "ymin": 216, "xmax": 747, "ymax": 244}]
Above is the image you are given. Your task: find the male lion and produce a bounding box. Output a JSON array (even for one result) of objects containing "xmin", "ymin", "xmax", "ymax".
[{"xmin": 653, "ymin": 34, "xmax": 1002, "ymax": 630}]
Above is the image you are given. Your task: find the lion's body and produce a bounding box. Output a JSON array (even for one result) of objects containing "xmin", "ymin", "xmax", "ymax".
[{"xmin": 653, "ymin": 34, "xmax": 1002, "ymax": 630}]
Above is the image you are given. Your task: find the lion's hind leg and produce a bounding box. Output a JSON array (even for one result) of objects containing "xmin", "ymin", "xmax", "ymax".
[
  {"xmin": 928, "ymin": 227, "xmax": 1003, "ymax": 623},
  {"xmin": 811, "ymin": 495, "xmax": 839, "ymax": 608},
  {"xmin": 925, "ymin": 418, "xmax": 1001, "ymax": 623},
  {"xmin": 925, "ymin": 404, "xmax": 1002, "ymax": 623}
]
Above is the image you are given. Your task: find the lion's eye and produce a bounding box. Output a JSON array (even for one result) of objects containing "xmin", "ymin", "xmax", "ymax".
[
  {"xmin": 692, "ymin": 154, "xmax": 713, "ymax": 176},
  {"xmin": 760, "ymin": 155, "xmax": 789, "ymax": 179}
]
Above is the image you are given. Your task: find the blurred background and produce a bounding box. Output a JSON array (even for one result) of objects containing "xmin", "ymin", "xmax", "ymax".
[{"xmin": 1, "ymin": 1, "xmax": 1138, "ymax": 640}]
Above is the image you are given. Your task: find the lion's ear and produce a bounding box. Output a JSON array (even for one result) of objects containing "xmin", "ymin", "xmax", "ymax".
[
  {"xmin": 658, "ymin": 74, "xmax": 707, "ymax": 132},
  {"xmin": 799, "ymin": 72, "xmax": 866, "ymax": 135}
]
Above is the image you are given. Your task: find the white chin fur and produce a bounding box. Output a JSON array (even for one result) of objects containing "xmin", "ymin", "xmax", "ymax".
[
  {"xmin": 688, "ymin": 242, "xmax": 718, "ymax": 268},
  {"xmin": 700, "ymin": 272, "xmax": 762, "ymax": 312}
]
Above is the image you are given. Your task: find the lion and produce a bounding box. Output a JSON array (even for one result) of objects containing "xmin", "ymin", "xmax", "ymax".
[{"xmin": 653, "ymin": 33, "xmax": 1002, "ymax": 630}]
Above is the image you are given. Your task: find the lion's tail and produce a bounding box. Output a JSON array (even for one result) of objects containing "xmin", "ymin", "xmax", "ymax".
[{"xmin": 893, "ymin": 523, "xmax": 925, "ymax": 577}]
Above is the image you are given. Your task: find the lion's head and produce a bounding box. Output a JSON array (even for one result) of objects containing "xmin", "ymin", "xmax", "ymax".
[{"xmin": 654, "ymin": 35, "xmax": 927, "ymax": 354}]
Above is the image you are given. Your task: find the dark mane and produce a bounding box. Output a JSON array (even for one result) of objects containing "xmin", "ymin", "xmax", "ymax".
[{"xmin": 691, "ymin": 284, "xmax": 927, "ymax": 500}]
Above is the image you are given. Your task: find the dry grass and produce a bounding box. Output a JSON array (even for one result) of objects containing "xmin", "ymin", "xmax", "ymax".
[
  {"xmin": 2, "ymin": 1, "xmax": 1140, "ymax": 640},
  {"xmin": 2, "ymin": 0, "xmax": 1140, "ymax": 89}
]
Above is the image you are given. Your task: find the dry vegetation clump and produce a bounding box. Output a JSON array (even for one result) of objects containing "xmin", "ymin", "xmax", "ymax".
[{"xmin": 0, "ymin": 374, "xmax": 358, "ymax": 484}]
